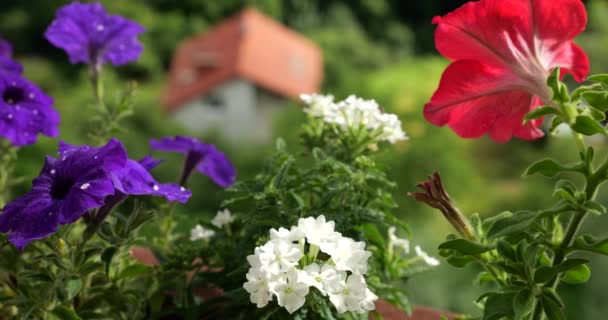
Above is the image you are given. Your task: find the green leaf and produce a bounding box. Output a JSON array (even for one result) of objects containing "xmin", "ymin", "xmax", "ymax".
[
  {"xmin": 361, "ymin": 224, "xmax": 386, "ymax": 248},
  {"xmin": 496, "ymin": 240, "xmax": 516, "ymax": 261},
  {"xmin": 571, "ymin": 115, "xmax": 608, "ymax": 136},
  {"xmin": 561, "ymin": 264, "xmax": 591, "ymax": 284},
  {"xmin": 588, "ymin": 106, "xmax": 607, "ymax": 121},
  {"xmin": 523, "ymin": 159, "xmax": 579, "ymax": 178},
  {"xmin": 483, "ymin": 292, "xmax": 516, "ymax": 320},
  {"xmin": 513, "ymin": 289, "xmax": 535, "ymax": 320},
  {"xmin": 582, "ymin": 91, "xmax": 608, "ymax": 111},
  {"xmin": 573, "ymin": 234, "xmax": 608, "ymax": 255},
  {"xmin": 588, "ymin": 74, "xmax": 608, "ymax": 86},
  {"xmin": 546, "ymin": 68, "xmax": 569, "ymax": 103},
  {"xmin": 534, "ymin": 259, "xmax": 588, "ymax": 283},
  {"xmin": 572, "ymin": 84, "xmax": 604, "ymax": 101},
  {"xmin": 117, "ymin": 264, "xmax": 153, "ymax": 280},
  {"xmin": 542, "ymin": 295, "xmax": 566, "ymax": 320},
  {"xmin": 50, "ymin": 306, "xmax": 82, "ymax": 320},
  {"xmin": 66, "ymin": 277, "xmax": 83, "ymax": 300},
  {"xmin": 438, "ymin": 238, "xmax": 492, "ymax": 255},
  {"xmin": 446, "ymin": 255, "xmax": 475, "ymax": 268},
  {"xmin": 583, "ymin": 200, "xmax": 606, "ymax": 215},
  {"xmin": 523, "ymin": 106, "xmax": 561, "ymax": 123},
  {"xmin": 486, "ymin": 211, "xmax": 537, "ymax": 240}
]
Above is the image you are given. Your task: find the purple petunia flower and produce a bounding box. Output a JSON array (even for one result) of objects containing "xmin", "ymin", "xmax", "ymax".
[
  {"xmin": 0, "ymin": 74, "xmax": 60, "ymax": 146},
  {"xmin": 0, "ymin": 139, "xmax": 127, "ymax": 249},
  {"xmin": 0, "ymin": 37, "xmax": 23, "ymax": 75},
  {"xmin": 59, "ymin": 141, "xmax": 191, "ymax": 204},
  {"xmin": 0, "ymin": 139, "xmax": 192, "ymax": 249},
  {"xmin": 150, "ymin": 136, "xmax": 236, "ymax": 188},
  {"xmin": 44, "ymin": 2, "xmax": 145, "ymax": 69}
]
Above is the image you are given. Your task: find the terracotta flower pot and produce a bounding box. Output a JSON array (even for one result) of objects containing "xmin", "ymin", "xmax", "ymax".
[{"xmin": 130, "ymin": 246, "xmax": 457, "ymax": 320}]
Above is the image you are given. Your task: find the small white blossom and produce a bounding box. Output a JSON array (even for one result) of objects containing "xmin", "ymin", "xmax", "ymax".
[
  {"xmin": 270, "ymin": 226, "xmax": 305, "ymax": 243},
  {"xmin": 300, "ymin": 93, "xmax": 337, "ymax": 118},
  {"xmin": 415, "ymin": 245, "xmax": 440, "ymax": 267},
  {"xmin": 244, "ymin": 216, "xmax": 376, "ymax": 315},
  {"xmin": 211, "ymin": 209, "xmax": 235, "ymax": 228},
  {"xmin": 297, "ymin": 215, "xmax": 341, "ymax": 253},
  {"xmin": 330, "ymin": 237, "xmax": 372, "ymax": 275},
  {"xmin": 328, "ymin": 273, "xmax": 371, "ymax": 314},
  {"xmin": 257, "ymin": 240, "xmax": 302, "ymax": 275},
  {"xmin": 301, "ymin": 94, "xmax": 407, "ymax": 144},
  {"xmin": 273, "ymin": 268, "xmax": 309, "ymax": 314},
  {"xmin": 190, "ymin": 224, "xmax": 215, "ymax": 241},
  {"xmin": 243, "ymin": 268, "xmax": 274, "ymax": 308},
  {"xmin": 388, "ymin": 226, "xmax": 410, "ymax": 254},
  {"xmin": 301, "ymin": 263, "xmax": 341, "ymax": 296}
]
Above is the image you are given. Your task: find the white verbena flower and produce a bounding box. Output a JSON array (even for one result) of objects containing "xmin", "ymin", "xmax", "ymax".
[
  {"xmin": 273, "ymin": 268, "xmax": 310, "ymax": 314},
  {"xmin": 300, "ymin": 93, "xmax": 407, "ymax": 144},
  {"xmin": 270, "ymin": 226, "xmax": 305, "ymax": 243},
  {"xmin": 244, "ymin": 216, "xmax": 376, "ymax": 315},
  {"xmin": 388, "ymin": 226, "xmax": 410, "ymax": 254},
  {"xmin": 300, "ymin": 93, "xmax": 337, "ymax": 118},
  {"xmin": 190, "ymin": 224, "xmax": 215, "ymax": 241},
  {"xmin": 330, "ymin": 236, "xmax": 372, "ymax": 275},
  {"xmin": 415, "ymin": 245, "xmax": 440, "ymax": 267},
  {"xmin": 243, "ymin": 267, "xmax": 273, "ymax": 308},
  {"xmin": 256, "ymin": 240, "xmax": 302, "ymax": 275},
  {"xmin": 211, "ymin": 209, "xmax": 235, "ymax": 228},
  {"xmin": 301, "ymin": 263, "xmax": 342, "ymax": 296},
  {"xmin": 328, "ymin": 273, "xmax": 372, "ymax": 314},
  {"xmin": 297, "ymin": 215, "xmax": 341, "ymax": 253}
]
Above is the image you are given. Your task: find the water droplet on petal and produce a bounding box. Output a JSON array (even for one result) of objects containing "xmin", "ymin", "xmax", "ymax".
[
  {"xmin": 50, "ymin": 169, "xmax": 56, "ymax": 175},
  {"xmin": 28, "ymin": 93, "xmax": 35, "ymax": 99},
  {"xmin": 97, "ymin": 24, "xmax": 104, "ymax": 31},
  {"xmin": 153, "ymin": 185, "xmax": 159, "ymax": 191},
  {"xmin": 80, "ymin": 183, "xmax": 91, "ymax": 190},
  {"xmin": 180, "ymin": 187, "xmax": 186, "ymax": 192}
]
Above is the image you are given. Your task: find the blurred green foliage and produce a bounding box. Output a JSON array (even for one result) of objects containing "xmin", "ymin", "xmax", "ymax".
[{"xmin": 1, "ymin": 0, "xmax": 608, "ymax": 318}]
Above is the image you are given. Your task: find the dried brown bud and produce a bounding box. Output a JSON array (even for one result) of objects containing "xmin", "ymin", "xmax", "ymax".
[{"xmin": 408, "ymin": 172, "xmax": 475, "ymax": 240}]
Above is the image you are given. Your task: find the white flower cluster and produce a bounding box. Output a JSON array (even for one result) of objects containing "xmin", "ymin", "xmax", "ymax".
[
  {"xmin": 243, "ymin": 215, "xmax": 378, "ymax": 314},
  {"xmin": 300, "ymin": 94, "xmax": 408, "ymax": 144}
]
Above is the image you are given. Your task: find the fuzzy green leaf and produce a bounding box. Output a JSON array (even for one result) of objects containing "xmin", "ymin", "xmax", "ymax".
[
  {"xmin": 582, "ymin": 91, "xmax": 608, "ymax": 112},
  {"xmin": 561, "ymin": 264, "xmax": 591, "ymax": 284},
  {"xmin": 542, "ymin": 295, "xmax": 566, "ymax": 320},
  {"xmin": 571, "ymin": 115, "xmax": 608, "ymax": 136},
  {"xmin": 523, "ymin": 159, "xmax": 578, "ymax": 178},
  {"xmin": 573, "ymin": 234, "xmax": 608, "ymax": 255},
  {"xmin": 438, "ymin": 239, "xmax": 492, "ymax": 255},
  {"xmin": 486, "ymin": 211, "xmax": 537, "ymax": 240},
  {"xmin": 523, "ymin": 106, "xmax": 561, "ymax": 123},
  {"xmin": 66, "ymin": 277, "xmax": 83, "ymax": 300},
  {"xmin": 513, "ymin": 289, "xmax": 535, "ymax": 320}
]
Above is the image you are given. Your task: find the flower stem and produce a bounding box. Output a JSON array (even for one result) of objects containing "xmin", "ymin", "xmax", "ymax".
[{"xmin": 89, "ymin": 64, "xmax": 105, "ymax": 111}]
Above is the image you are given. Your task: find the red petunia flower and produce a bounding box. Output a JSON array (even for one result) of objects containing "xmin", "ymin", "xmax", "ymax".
[{"xmin": 424, "ymin": 0, "xmax": 589, "ymax": 142}]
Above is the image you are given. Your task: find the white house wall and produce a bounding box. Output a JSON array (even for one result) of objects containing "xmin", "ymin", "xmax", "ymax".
[{"xmin": 173, "ymin": 78, "xmax": 280, "ymax": 143}]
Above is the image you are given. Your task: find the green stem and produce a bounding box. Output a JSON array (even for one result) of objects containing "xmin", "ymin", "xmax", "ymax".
[
  {"xmin": 90, "ymin": 65, "xmax": 105, "ymax": 111},
  {"xmin": 531, "ymin": 132, "xmax": 606, "ymax": 320}
]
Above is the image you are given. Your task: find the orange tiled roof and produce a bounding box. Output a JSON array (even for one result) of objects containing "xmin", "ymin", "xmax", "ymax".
[{"xmin": 162, "ymin": 8, "xmax": 323, "ymax": 110}]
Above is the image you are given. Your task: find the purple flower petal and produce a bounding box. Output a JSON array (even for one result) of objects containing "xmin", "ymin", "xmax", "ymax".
[
  {"xmin": 0, "ymin": 140, "xmax": 128, "ymax": 249},
  {"xmin": 196, "ymin": 144, "xmax": 237, "ymax": 188},
  {"xmin": 0, "ymin": 74, "xmax": 60, "ymax": 146},
  {"xmin": 150, "ymin": 136, "xmax": 236, "ymax": 188},
  {"xmin": 0, "ymin": 38, "xmax": 13, "ymax": 57},
  {"xmin": 44, "ymin": 2, "xmax": 145, "ymax": 67},
  {"xmin": 111, "ymin": 158, "xmax": 191, "ymax": 203}
]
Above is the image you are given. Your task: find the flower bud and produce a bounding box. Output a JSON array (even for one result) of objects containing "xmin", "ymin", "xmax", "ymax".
[
  {"xmin": 56, "ymin": 238, "xmax": 68, "ymax": 256},
  {"xmin": 408, "ymin": 172, "xmax": 476, "ymax": 240}
]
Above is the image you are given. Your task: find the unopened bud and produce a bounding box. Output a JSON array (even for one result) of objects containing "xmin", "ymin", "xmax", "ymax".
[
  {"xmin": 56, "ymin": 238, "xmax": 68, "ymax": 256},
  {"xmin": 408, "ymin": 172, "xmax": 476, "ymax": 240}
]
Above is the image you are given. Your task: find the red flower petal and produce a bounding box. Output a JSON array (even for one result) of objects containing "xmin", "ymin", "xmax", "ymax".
[
  {"xmin": 433, "ymin": 0, "xmax": 588, "ymax": 76},
  {"xmin": 424, "ymin": 60, "xmax": 544, "ymax": 142},
  {"xmin": 552, "ymin": 42, "xmax": 590, "ymax": 82},
  {"xmin": 531, "ymin": 0, "xmax": 587, "ymax": 45}
]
